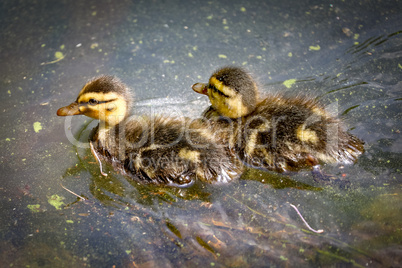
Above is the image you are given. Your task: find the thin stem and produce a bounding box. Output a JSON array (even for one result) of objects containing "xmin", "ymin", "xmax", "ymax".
[
  {"xmin": 60, "ymin": 182, "xmax": 87, "ymax": 201},
  {"xmin": 90, "ymin": 141, "xmax": 108, "ymax": 176},
  {"xmin": 290, "ymin": 203, "xmax": 324, "ymax": 233}
]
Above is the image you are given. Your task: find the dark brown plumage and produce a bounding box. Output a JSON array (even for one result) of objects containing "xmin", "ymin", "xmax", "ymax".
[
  {"xmin": 57, "ymin": 76, "xmax": 242, "ymax": 186},
  {"xmin": 192, "ymin": 66, "xmax": 364, "ymax": 173}
]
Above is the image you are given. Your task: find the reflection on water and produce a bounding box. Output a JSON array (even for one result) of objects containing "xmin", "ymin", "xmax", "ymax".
[{"xmin": 0, "ymin": 0, "xmax": 401, "ymax": 267}]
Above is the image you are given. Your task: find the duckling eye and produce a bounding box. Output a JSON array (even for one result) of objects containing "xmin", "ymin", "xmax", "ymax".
[{"xmin": 88, "ymin": 99, "xmax": 98, "ymax": 105}]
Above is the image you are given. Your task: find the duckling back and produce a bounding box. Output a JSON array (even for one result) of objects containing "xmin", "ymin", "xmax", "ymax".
[
  {"xmin": 193, "ymin": 66, "xmax": 364, "ymax": 173},
  {"xmin": 234, "ymin": 95, "xmax": 364, "ymax": 172},
  {"xmin": 91, "ymin": 116, "xmax": 242, "ymax": 185},
  {"xmin": 57, "ymin": 75, "xmax": 242, "ymax": 186}
]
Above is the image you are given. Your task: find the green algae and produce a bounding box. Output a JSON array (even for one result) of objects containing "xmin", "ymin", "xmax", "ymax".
[
  {"xmin": 27, "ymin": 204, "xmax": 41, "ymax": 212},
  {"xmin": 48, "ymin": 194, "xmax": 65, "ymax": 210},
  {"xmin": 55, "ymin": 51, "xmax": 64, "ymax": 59},
  {"xmin": 309, "ymin": 45, "xmax": 321, "ymax": 51},
  {"xmin": 283, "ymin": 79, "xmax": 297, "ymax": 88},
  {"xmin": 33, "ymin": 122, "xmax": 42, "ymax": 133}
]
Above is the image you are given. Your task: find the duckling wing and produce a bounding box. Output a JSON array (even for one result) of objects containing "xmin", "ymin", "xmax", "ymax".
[
  {"xmin": 234, "ymin": 96, "xmax": 364, "ymax": 171},
  {"xmin": 95, "ymin": 116, "xmax": 242, "ymax": 185}
]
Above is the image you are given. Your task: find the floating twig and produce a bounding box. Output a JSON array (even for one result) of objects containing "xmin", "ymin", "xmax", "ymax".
[
  {"xmin": 290, "ymin": 203, "xmax": 324, "ymax": 233},
  {"xmin": 60, "ymin": 182, "xmax": 87, "ymax": 201},
  {"xmin": 90, "ymin": 141, "xmax": 108, "ymax": 176},
  {"xmin": 40, "ymin": 54, "xmax": 65, "ymax": 65}
]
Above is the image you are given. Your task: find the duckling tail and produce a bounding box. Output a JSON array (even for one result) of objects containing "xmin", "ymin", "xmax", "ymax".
[{"xmin": 338, "ymin": 133, "xmax": 365, "ymax": 164}]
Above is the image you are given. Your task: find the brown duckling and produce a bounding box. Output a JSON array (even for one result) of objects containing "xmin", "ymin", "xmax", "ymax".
[
  {"xmin": 192, "ymin": 66, "xmax": 364, "ymax": 174},
  {"xmin": 57, "ymin": 75, "xmax": 241, "ymax": 186}
]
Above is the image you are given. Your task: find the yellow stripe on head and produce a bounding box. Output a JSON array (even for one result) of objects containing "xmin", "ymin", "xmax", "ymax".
[
  {"xmin": 208, "ymin": 77, "xmax": 251, "ymax": 118},
  {"xmin": 205, "ymin": 67, "xmax": 259, "ymax": 119},
  {"xmin": 77, "ymin": 81, "xmax": 90, "ymax": 97},
  {"xmin": 209, "ymin": 77, "xmax": 235, "ymax": 97},
  {"xmin": 76, "ymin": 92, "xmax": 127, "ymax": 126},
  {"xmin": 77, "ymin": 92, "xmax": 120, "ymax": 104}
]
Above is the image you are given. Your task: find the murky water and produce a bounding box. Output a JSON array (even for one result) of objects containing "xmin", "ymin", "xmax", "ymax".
[{"xmin": 1, "ymin": 0, "xmax": 401, "ymax": 267}]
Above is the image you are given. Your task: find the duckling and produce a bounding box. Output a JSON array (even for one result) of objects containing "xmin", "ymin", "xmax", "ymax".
[
  {"xmin": 192, "ymin": 66, "xmax": 364, "ymax": 174},
  {"xmin": 57, "ymin": 75, "xmax": 241, "ymax": 186}
]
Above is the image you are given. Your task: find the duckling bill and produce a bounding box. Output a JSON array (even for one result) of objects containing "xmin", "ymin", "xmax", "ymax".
[
  {"xmin": 192, "ymin": 66, "xmax": 364, "ymax": 174},
  {"xmin": 57, "ymin": 75, "xmax": 241, "ymax": 186}
]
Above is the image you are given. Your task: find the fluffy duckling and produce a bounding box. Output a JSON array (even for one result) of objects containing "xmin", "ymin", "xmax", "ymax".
[
  {"xmin": 192, "ymin": 66, "xmax": 364, "ymax": 173},
  {"xmin": 57, "ymin": 75, "xmax": 241, "ymax": 186}
]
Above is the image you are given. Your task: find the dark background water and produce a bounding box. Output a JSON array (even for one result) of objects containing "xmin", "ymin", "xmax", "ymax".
[{"xmin": 0, "ymin": 0, "xmax": 401, "ymax": 267}]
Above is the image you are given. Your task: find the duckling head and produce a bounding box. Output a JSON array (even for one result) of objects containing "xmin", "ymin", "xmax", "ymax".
[
  {"xmin": 192, "ymin": 66, "xmax": 258, "ymax": 118},
  {"xmin": 57, "ymin": 75, "xmax": 132, "ymax": 127}
]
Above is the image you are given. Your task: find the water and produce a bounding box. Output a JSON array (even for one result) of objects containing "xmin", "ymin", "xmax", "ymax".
[{"xmin": 1, "ymin": 0, "xmax": 401, "ymax": 267}]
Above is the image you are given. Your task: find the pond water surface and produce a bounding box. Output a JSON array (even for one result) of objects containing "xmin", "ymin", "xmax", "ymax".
[{"xmin": 0, "ymin": 0, "xmax": 401, "ymax": 267}]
